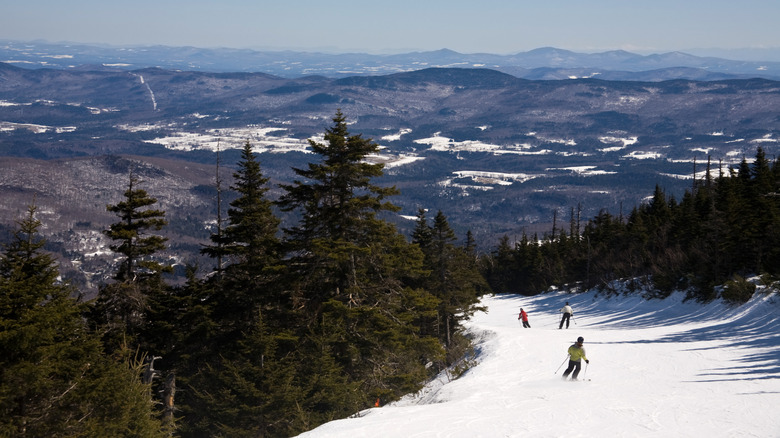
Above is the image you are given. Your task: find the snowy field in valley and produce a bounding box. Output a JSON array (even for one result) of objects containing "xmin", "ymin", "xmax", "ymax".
[{"xmin": 297, "ymin": 289, "xmax": 780, "ymax": 437}]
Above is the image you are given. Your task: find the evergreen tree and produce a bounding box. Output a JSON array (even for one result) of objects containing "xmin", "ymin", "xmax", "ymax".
[
  {"xmin": 203, "ymin": 141, "xmax": 280, "ymax": 274},
  {"xmin": 147, "ymin": 269, "xmax": 219, "ymax": 438},
  {"xmin": 0, "ymin": 204, "xmax": 164, "ymax": 437},
  {"xmin": 277, "ymin": 110, "xmax": 406, "ymax": 311},
  {"xmin": 514, "ymin": 233, "xmax": 542, "ymax": 293},
  {"xmin": 411, "ymin": 208, "xmax": 433, "ymax": 250},
  {"xmin": 92, "ymin": 173, "xmax": 169, "ymax": 353},
  {"xmin": 179, "ymin": 142, "xmax": 290, "ymax": 436},
  {"xmin": 747, "ymin": 147, "xmax": 777, "ymax": 273},
  {"xmin": 104, "ymin": 172, "xmax": 169, "ymax": 283},
  {"xmin": 98, "ymin": 173, "xmax": 174, "ymax": 428},
  {"xmin": 464, "ymin": 230, "xmax": 477, "ymax": 256},
  {"xmin": 414, "ymin": 211, "xmax": 486, "ymax": 357},
  {"xmin": 202, "ymin": 141, "xmax": 283, "ymax": 329},
  {"xmin": 482, "ymin": 235, "xmax": 515, "ymax": 294},
  {"xmin": 181, "ymin": 315, "xmax": 303, "ymax": 438},
  {"xmin": 277, "ymin": 110, "xmax": 442, "ymax": 417}
]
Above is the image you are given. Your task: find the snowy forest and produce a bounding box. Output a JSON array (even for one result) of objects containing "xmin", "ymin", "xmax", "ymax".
[{"xmin": 2, "ymin": 110, "xmax": 779, "ymax": 437}]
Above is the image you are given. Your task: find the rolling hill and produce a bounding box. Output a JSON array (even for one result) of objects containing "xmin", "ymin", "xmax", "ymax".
[{"xmin": 1, "ymin": 60, "xmax": 779, "ymax": 293}]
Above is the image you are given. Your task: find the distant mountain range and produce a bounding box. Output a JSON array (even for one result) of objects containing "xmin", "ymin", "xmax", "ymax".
[
  {"xmin": 2, "ymin": 40, "xmax": 780, "ymax": 81},
  {"xmin": 2, "ymin": 45, "xmax": 780, "ymax": 294}
]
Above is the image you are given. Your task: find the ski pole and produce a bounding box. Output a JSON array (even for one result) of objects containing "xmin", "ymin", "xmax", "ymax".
[{"xmin": 555, "ymin": 355, "xmax": 569, "ymax": 374}]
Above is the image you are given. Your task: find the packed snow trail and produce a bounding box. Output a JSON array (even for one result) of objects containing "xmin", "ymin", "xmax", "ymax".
[
  {"xmin": 131, "ymin": 73, "xmax": 157, "ymax": 111},
  {"xmin": 297, "ymin": 290, "xmax": 780, "ymax": 438}
]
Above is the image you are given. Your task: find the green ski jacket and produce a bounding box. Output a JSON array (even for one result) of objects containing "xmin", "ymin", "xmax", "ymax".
[{"xmin": 568, "ymin": 344, "xmax": 588, "ymax": 362}]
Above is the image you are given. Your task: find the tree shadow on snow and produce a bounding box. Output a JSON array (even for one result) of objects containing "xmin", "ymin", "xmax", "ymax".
[{"xmin": 490, "ymin": 291, "xmax": 780, "ymax": 382}]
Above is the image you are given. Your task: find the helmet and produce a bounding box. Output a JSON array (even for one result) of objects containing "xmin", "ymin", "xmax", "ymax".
[{"xmin": 577, "ymin": 337, "xmax": 584, "ymax": 343}]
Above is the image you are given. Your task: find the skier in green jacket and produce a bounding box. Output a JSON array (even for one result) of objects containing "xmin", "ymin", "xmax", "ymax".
[{"xmin": 562, "ymin": 336, "xmax": 590, "ymax": 380}]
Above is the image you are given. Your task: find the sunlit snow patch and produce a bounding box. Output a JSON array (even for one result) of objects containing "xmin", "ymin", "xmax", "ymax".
[
  {"xmin": 0, "ymin": 100, "xmax": 31, "ymax": 107},
  {"xmin": 144, "ymin": 126, "xmax": 311, "ymax": 153},
  {"xmin": 598, "ymin": 135, "xmax": 638, "ymax": 152},
  {"xmin": 451, "ymin": 170, "xmax": 539, "ymax": 186},
  {"xmin": 527, "ymin": 132, "xmax": 577, "ymax": 146},
  {"xmin": 116, "ymin": 122, "xmax": 176, "ymax": 132},
  {"xmin": 623, "ymin": 150, "xmax": 663, "ymax": 160},
  {"xmin": 493, "ymin": 143, "xmax": 553, "ymax": 156},
  {"xmin": 438, "ymin": 170, "xmax": 540, "ymax": 194},
  {"xmin": 660, "ymin": 170, "xmax": 712, "ymax": 180},
  {"xmin": 415, "ymin": 133, "xmax": 554, "ymax": 156},
  {"xmin": 0, "ymin": 121, "xmax": 75, "ymax": 134},
  {"xmin": 381, "ymin": 128, "xmax": 412, "ymax": 141},
  {"xmin": 414, "ymin": 133, "xmax": 503, "ymax": 153},
  {"xmin": 726, "ymin": 149, "xmax": 752, "ymax": 158},
  {"xmin": 546, "ymin": 166, "xmax": 617, "ymax": 176},
  {"xmin": 750, "ymin": 134, "xmax": 778, "ymax": 144},
  {"xmin": 365, "ymin": 153, "xmax": 424, "ymax": 168}
]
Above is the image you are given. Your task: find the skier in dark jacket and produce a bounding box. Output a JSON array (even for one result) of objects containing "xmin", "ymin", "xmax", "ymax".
[
  {"xmin": 562, "ymin": 336, "xmax": 589, "ymax": 380},
  {"xmin": 518, "ymin": 308, "xmax": 530, "ymax": 328}
]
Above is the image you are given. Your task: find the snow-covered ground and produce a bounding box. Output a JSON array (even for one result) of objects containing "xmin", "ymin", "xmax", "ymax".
[{"xmin": 297, "ymin": 289, "xmax": 780, "ymax": 437}]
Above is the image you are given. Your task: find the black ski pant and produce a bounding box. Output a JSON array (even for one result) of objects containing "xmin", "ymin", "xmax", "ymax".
[
  {"xmin": 522, "ymin": 320, "xmax": 530, "ymax": 328},
  {"xmin": 562, "ymin": 360, "xmax": 582, "ymax": 380},
  {"xmin": 559, "ymin": 313, "xmax": 571, "ymax": 329}
]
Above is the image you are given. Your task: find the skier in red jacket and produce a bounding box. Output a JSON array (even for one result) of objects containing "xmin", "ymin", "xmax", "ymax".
[{"xmin": 518, "ymin": 308, "xmax": 531, "ymax": 328}]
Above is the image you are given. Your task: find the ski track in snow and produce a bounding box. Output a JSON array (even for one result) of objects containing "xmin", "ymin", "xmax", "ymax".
[
  {"xmin": 132, "ymin": 73, "xmax": 157, "ymax": 111},
  {"xmin": 297, "ymin": 290, "xmax": 780, "ymax": 438}
]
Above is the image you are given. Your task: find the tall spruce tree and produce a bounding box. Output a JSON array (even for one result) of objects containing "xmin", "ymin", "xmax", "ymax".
[
  {"xmin": 411, "ymin": 208, "xmax": 433, "ymax": 250},
  {"xmin": 203, "ymin": 142, "xmax": 280, "ymax": 274},
  {"xmin": 277, "ymin": 110, "xmax": 442, "ymax": 421},
  {"xmin": 93, "ymin": 172, "xmax": 169, "ymax": 353},
  {"xmin": 202, "ymin": 141, "xmax": 283, "ymax": 327},
  {"xmin": 277, "ymin": 109, "xmax": 406, "ymax": 311},
  {"xmin": 104, "ymin": 172, "xmax": 168, "ymax": 283},
  {"xmin": 179, "ymin": 142, "xmax": 293, "ymax": 437}
]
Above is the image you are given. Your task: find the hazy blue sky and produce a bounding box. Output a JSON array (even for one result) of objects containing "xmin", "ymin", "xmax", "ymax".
[{"xmin": 3, "ymin": 0, "xmax": 778, "ymax": 55}]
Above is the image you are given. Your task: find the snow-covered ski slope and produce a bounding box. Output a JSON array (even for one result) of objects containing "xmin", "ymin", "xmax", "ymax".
[{"xmin": 297, "ymin": 289, "xmax": 780, "ymax": 437}]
